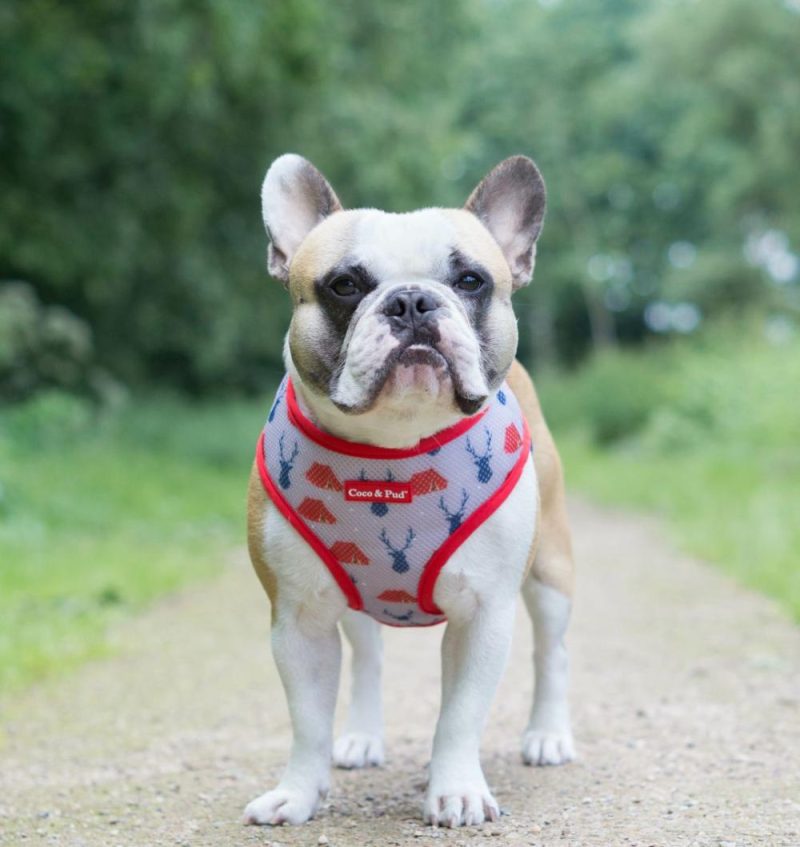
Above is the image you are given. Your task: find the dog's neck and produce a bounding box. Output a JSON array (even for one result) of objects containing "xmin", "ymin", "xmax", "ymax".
[{"xmin": 286, "ymin": 360, "xmax": 467, "ymax": 449}]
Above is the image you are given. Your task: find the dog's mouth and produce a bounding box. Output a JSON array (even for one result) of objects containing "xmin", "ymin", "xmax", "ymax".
[
  {"xmin": 332, "ymin": 341, "xmax": 486, "ymax": 416},
  {"xmin": 395, "ymin": 344, "xmax": 487, "ymax": 414},
  {"xmin": 396, "ymin": 344, "xmax": 448, "ymax": 369}
]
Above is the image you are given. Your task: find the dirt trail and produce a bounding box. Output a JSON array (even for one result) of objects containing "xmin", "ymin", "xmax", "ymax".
[{"xmin": 1, "ymin": 498, "xmax": 798, "ymax": 847}]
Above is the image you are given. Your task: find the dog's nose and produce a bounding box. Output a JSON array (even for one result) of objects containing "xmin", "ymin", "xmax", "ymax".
[{"xmin": 382, "ymin": 290, "xmax": 440, "ymax": 323}]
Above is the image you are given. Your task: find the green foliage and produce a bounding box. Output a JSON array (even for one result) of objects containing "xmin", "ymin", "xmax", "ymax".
[
  {"xmin": 0, "ymin": 0, "xmax": 477, "ymax": 392},
  {"xmin": 0, "ymin": 282, "xmax": 117, "ymax": 403},
  {"xmin": 538, "ymin": 323, "xmax": 800, "ymax": 620},
  {"xmin": 0, "ymin": 390, "xmax": 267, "ymax": 693},
  {"xmin": 461, "ymin": 0, "xmax": 800, "ymax": 360},
  {"xmin": 538, "ymin": 347, "xmax": 671, "ymax": 445},
  {"xmin": 2, "ymin": 0, "xmax": 798, "ymax": 390},
  {"xmin": 541, "ymin": 319, "xmax": 800, "ymax": 451}
]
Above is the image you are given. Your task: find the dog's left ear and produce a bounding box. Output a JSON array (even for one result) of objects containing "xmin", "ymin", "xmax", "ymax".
[{"xmin": 465, "ymin": 156, "xmax": 546, "ymax": 290}]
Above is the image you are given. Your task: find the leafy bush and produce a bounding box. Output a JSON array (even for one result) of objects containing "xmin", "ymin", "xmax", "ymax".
[
  {"xmin": 0, "ymin": 389, "xmax": 94, "ymax": 448},
  {"xmin": 0, "ymin": 281, "xmax": 120, "ymax": 405},
  {"xmin": 539, "ymin": 346, "xmax": 672, "ymax": 445},
  {"xmin": 538, "ymin": 318, "xmax": 800, "ymax": 453}
]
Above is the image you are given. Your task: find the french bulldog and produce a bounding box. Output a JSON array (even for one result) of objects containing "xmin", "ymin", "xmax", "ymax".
[{"xmin": 244, "ymin": 153, "xmax": 575, "ymax": 828}]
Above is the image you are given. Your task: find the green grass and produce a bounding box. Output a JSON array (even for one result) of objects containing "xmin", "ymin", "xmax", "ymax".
[
  {"xmin": 0, "ymin": 390, "xmax": 269, "ymax": 694},
  {"xmin": 555, "ymin": 433, "xmax": 800, "ymax": 619},
  {"xmin": 538, "ymin": 321, "xmax": 800, "ymax": 622}
]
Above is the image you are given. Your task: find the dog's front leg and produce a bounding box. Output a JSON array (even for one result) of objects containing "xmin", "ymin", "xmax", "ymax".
[
  {"xmin": 244, "ymin": 604, "xmax": 342, "ymax": 826},
  {"xmin": 424, "ymin": 597, "xmax": 516, "ymax": 827}
]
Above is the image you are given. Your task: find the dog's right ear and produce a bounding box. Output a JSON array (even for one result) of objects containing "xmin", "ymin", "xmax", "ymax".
[{"xmin": 261, "ymin": 154, "xmax": 343, "ymax": 284}]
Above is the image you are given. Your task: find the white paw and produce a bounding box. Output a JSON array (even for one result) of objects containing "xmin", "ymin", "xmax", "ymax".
[
  {"xmin": 521, "ymin": 727, "xmax": 575, "ymax": 766},
  {"xmin": 333, "ymin": 731, "xmax": 384, "ymax": 769},
  {"xmin": 243, "ymin": 784, "xmax": 324, "ymax": 826},
  {"xmin": 423, "ymin": 778, "xmax": 500, "ymax": 827}
]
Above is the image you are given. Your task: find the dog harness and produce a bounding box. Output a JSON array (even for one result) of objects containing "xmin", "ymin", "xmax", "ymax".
[{"xmin": 256, "ymin": 376, "xmax": 531, "ymax": 627}]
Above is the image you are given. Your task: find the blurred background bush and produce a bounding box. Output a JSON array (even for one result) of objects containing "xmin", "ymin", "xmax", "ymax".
[{"xmin": 1, "ymin": 0, "xmax": 798, "ymax": 690}]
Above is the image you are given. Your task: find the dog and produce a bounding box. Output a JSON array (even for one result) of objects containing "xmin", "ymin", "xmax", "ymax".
[{"xmin": 244, "ymin": 153, "xmax": 575, "ymax": 828}]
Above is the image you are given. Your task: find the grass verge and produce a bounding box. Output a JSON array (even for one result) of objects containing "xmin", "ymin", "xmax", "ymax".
[
  {"xmin": 556, "ymin": 432, "xmax": 800, "ymax": 620},
  {"xmin": 0, "ymin": 391, "xmax": 268, "ymax": 694},
  {"xmin": 538, "ymin": 321, "xmax": 800, "ymax": 622}
]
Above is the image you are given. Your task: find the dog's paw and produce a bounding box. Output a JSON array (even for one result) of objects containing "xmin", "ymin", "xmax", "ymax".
[
  {"xmin": 423, "ymin": 778, "xmax": 500, "ymax": 827},
  {"xmin": 333, "ymin": 731, "xmax": 384, "ymax": 769},
  {"xmin": 521, "ymin": 727, "xmax": 575, "ymax": 766},
  {"xmin": 243, "ymin": 785, "xmax": 323, "ymax": 826}
]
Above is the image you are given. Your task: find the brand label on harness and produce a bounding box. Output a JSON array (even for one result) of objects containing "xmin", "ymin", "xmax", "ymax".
[{"xmin": 344, "ymin": 480, "xmax": 413, "ymax": 503}]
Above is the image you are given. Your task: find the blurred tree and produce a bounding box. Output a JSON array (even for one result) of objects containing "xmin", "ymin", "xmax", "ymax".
[
  {"xmin": 1, "ymin": 0, "xmax": 798, "ymax": 393},
  {"xmin": 459, "ymin": 0, "xmax": 800, "ymax": 363},
  {"xmin": 0, "ymin": 0, "xmax": 338, "ymax": 391},
  {"xmin": 629, "ymin": 0, "xmax": 800, "ymax": 316}
]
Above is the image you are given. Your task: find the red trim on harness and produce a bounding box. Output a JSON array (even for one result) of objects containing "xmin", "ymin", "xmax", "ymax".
[
  {"xmin": 255, "ymin": 431, "xmax": 364, "ymax": 611},
  {"xmin": 256, "ymin": 396, "xmax": 532, "ymax": 624},
  {"xmin": 417, "ymin": 418, "xmax": 532, "ymax": 616},
  {"xmin": 285, "ymin": 378, "xmax": 489, "ymax": 459}
]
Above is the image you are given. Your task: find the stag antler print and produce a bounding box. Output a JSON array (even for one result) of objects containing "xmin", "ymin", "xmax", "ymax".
[
  {"xmin": 277, "ymin": 433, "xmax": 300, "ymax": 490},
  {"xmin": 379, "ymin": 527, "xmax": 416, "ymax": 573},
  {"xmin": 466, "ymin": 427, "xmax": 494, "ymax": 483},
  {"xmin": 438, "ymin": 488, "xmax": 470, "ymax": 534}
]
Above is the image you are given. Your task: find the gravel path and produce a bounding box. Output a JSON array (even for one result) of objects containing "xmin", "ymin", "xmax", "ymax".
[{"xmin": 1, "ymin": 498, "xmax": 798, "ymax": 847}]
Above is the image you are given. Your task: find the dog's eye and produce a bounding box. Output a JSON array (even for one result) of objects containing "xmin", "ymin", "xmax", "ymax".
[
  {"xmin": 454, "ymin": 272, "xmax": 484, "ymax": 293},
  {"xmin": 329, "ymin": 275, "xmax": 359, "ymax": 297}
]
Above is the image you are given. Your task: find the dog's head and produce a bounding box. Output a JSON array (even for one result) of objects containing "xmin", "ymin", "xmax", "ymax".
[{"xmin": 261, "ymin": 154, "xmax": 545, "ymax": 419}]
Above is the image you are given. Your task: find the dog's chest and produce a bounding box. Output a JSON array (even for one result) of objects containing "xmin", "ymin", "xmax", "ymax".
[{"xmin": 257, "ymin": 377, "xmax": 531, "ymax": 626}]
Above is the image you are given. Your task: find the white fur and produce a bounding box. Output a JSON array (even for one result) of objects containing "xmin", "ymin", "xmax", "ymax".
[
  {"xmin": 243, "ymin": 506, "xmax": 347, "ymax": 826},
  {"xmin": 520, "ymin": 579, "xmax": 574, "ymax": 765},
  {"xmin": 334, "ymin": 611, "xmax": 384, "ymax": 768},
  {"xmin": 315, "ymin": 208, "xmax": 491, "ymax": 417},
  {"xmin": 349, "ymin": 208, "xmax": 458, "ymax": 282}
]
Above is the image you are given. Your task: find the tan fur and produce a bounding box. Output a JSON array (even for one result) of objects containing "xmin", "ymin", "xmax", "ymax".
[
  {"xmin": 289, "ymin": 211, "xmax": 357, "ymax": 303},
  {"xmin": 440, "ymin": 210, "xmax": 516, "ymax": 296},
  {"xmin": 506, "ymin": 360, "xmax": 575, "ymax": 598},
  {"xmin": 247, "ymin": 462, "xmax": 278, "ymax": 620},
  {"xmin": 247, "ymin": 359, "xmax": 574, "ymax": 610}
]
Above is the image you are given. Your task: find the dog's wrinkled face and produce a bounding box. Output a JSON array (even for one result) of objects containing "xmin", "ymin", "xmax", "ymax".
[
  {"xmin": 288, "ymin": 208, "xmax": 516, "ymax": 416},
  {"xmin": 261, "ymin": 155, "xmax": 546, "ymax": 418}
]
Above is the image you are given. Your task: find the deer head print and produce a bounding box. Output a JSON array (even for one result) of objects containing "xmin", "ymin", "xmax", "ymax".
[
  {"xmin": 466, "ymin": 427, "xmax": 494, "ymax": 483},
  {"xmin": 277, "ymin": 433, "xmax": 299, "ymax": 489},
  {"xmin": 438, "ymin": 489, "xmax": 470, "ymax": 534},
  {"xmin": 379, "ymin": 527, "xmax": 416, "ymax": 573}
]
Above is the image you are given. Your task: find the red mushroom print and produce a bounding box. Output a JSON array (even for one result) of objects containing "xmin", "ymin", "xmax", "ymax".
[
  {"xmin": 297, "ymin": 497, "xmax": 337, "ymax": 524},
  {"xmin": 330, "ymin": 541, "xmax": 370, "ymax": 565},
  {"xmin": 504, "ymin": 423, "xmax": 523, "ymax": 453},
  {"xmin": 305, "ymin": 462, "xmax": 343, "ymax": 492},
  {"xmin": 377, "ymin": 589, "xmax": 417, "ymax": 604},
  {"xmin": 410, "ymin": 468, "xmax": 448, "ymax": 496}
]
